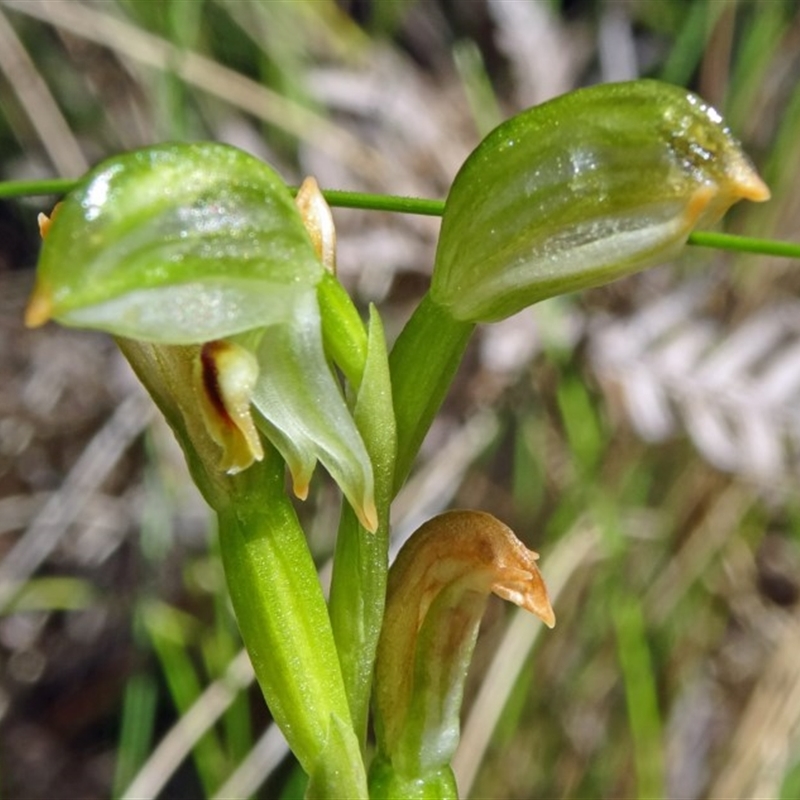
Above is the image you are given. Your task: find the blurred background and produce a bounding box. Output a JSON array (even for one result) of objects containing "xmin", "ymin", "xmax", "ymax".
[{"xmin": 1, "ymin": 0, "xmax": 800, "ymax": 797}]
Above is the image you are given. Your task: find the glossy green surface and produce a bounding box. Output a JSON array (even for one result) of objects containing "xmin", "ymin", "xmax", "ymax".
[
  {"xmin": 432, "ymin": 80, "xmax": 767, "ymax": 322},
  {"xmin": 35, "ymin": 142, "xmax": 321, "ymax": 342}
]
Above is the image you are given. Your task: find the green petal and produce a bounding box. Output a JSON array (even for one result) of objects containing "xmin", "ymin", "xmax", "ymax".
[
  {"xmin": 432, "ymin": 80, "xmax": 769, "ymax": 322},
  {"xmin": 29, "ymin": 142, "xmax": 322, "ymax": 341},
  {"xmin": 249, "ymin": 293, "xmax": 377, "ymax": 532}
]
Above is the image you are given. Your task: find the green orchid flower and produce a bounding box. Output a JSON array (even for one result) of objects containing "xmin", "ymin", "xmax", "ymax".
[
  {"xmin": 431, "ymin": 80, "xmax": 770, "ymax": 323},
  {"xmin": 26, "ymin": 142, "xmax": 376, "ymax": 530},
  {"xmin": 370, "ymin": 510, "xmax": 554, "ymax": 799}
]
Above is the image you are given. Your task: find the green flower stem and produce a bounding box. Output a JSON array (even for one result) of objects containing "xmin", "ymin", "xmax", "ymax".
[
  {"xmin": 328, "ymin": 311, "xmax": 396, "ymax": 747},
  {"xmin": 688, "ymin": 230, "xmax": 800, "ymax": 258},
  {"xmin": 322, "ymin": 189, "xmax": 444, "ymax": 217},
  {"xmin": 0, "ymin": 175, "xmax": 448, "ymax": 215},
  {"xmin": 0, "ymin": 177, "xmax": 76, "ymax": 197},
  {"xmin": 388, "ymin": 293, "xmax": 474, "ymax": 493},
  {"xmin": 216, "ymin": 450, "xmax": 367, "ymax": 799},
  {"xmin": 4, "ymin": 175, "xmax": 799, "ymax": 260}
]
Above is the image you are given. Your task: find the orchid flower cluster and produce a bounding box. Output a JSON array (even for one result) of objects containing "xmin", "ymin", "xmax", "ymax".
[{"xmin": 25, "ymin": 80, "xmax": 768, "ymax": 799}]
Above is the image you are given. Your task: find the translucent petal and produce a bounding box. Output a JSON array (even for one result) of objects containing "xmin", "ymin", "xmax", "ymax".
[{"xmin": 249, "ymin": 293, "xmax": 377, "ymax": 532}]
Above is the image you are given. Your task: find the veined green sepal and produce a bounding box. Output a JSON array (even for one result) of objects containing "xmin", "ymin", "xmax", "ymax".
[
  {"xmin": 27, "ymin": 142, "xmax": 322, "ymax": 340},
  {"xmin": 431, "ymin": 80, "xmax": 770, "ymax": 322}
]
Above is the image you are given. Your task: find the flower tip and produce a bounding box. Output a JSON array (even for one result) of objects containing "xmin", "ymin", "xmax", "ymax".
[
  {"xmin": 24, "ymin": 286, "xmax": 53, "ymax": 328},
  {"xmin": 494, "ymin": 567, "xmax": 556, "ymax": 628},
  {"xmin": 735, "ymin": 170, "xmax": 770, "ymax": 203},
  {"xmin": 720, "ymin": 152, "xmax": 770, "ymax": 203},
  {"xmin": 357, "ymin": 499, "xmax": 379, "ymax": 533},
  {"xmin": 37, "ymin": 204, "xmax": 61, "ymax": 239},
  {"xmin": 295, "ymin": 176, "xmax": 336, "ymax": 274},
  {"xmin": 291, "ymin": 475, "xmax": 310, "ymax": 501},
  {"xmin": 37, "ymin": 212, "xmax": 52, "ymax": 239},
  {"xmin": 539, "ymin": 603, "xmax": 556, "ymax": 630},
  {"xmin": 526, "ymin": 583, "xmax": 555, "ymax": 628}
]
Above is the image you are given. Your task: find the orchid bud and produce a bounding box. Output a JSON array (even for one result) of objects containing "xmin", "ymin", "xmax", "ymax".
[
  {"xmin": 26, "ymin": 143, "xmax": 376, "ymax": 529},
  {"xmin": 370, "ymin": 510, "xmax": 554, "ymax": 797},
  {"xmin": 431, "ymin": 80, "xmax": 770, "ymax": 323}
]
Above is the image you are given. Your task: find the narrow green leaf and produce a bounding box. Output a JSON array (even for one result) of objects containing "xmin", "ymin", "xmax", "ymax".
[{"xmin": 329, "ymin": 308, "xmax": 396, "ymax": 743}]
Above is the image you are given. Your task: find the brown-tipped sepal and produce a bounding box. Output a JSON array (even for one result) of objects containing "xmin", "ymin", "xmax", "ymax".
[{"xmin": 370, "ymin": 510, "xmax": 553, "ymax": 792}]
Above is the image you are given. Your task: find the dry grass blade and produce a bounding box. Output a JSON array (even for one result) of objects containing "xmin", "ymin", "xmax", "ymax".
[
  {"xmin": 487, "ymin": 0, "xmax": 585, "ymax": 107},
  {"xmin": 0, "ymin": 390, "xmax": 153, "ymax": 610},
  {"xmin": 591, "ymin": 281, "xmax": 800, "ymax": 491},
  {"xmin": 2, "ymin": 0, "xmax": 384, "ymax": 180},
  {"xmin": 645, "ymin": 483, "xmax": 755, "ymax": 626},
  {"xmin": 211, "ymin": 723, "xmax": 288, "ymax": 800},
  {"xmin": 0, "ymin": 7, "xmax": 87, "ymax": 176},
  {"xmin": 708, "ymin": 616, "xmax": 800, "ymax": 799},
  {"xmin": 597, "ymin": 2, "xmax": 638, "ymax": 82},
  {"xmin": 121, "ymin": 649, "xmax": 255, "ymax": 800}
]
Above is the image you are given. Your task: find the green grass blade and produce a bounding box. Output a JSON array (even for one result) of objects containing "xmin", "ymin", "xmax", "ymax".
[
  {"xmin": 612, "ymin": 592, "xmax": 665, "ymax": 800},
  {"xmin": 112, "ymin": 671, "xmax": 159, "ymax": 800}
]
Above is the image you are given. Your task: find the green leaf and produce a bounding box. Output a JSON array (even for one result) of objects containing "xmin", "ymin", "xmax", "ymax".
[
  {"xmin": 329, "ymin": 308, "xmax": 396, "ymax": 742},
  {"xmin": 431, "ymin": 79, "xmax": 770, "ymax": 323}
]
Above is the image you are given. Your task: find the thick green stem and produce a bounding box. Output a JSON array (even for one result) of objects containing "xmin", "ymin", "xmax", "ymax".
[
  {"xmin": 217, "ymin": 451, "xmax": 367, "ymax": 798},
  {"xmin": 389, "ymin": 293, "xmax": 475, "ymax": 493},
  {"xmin": 118, "ymin": 340, "xmax": 368, "ymax": 797},
  {"xmin": 369, "ymin": 758, "xmax": 458, "ymax": 800}
]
